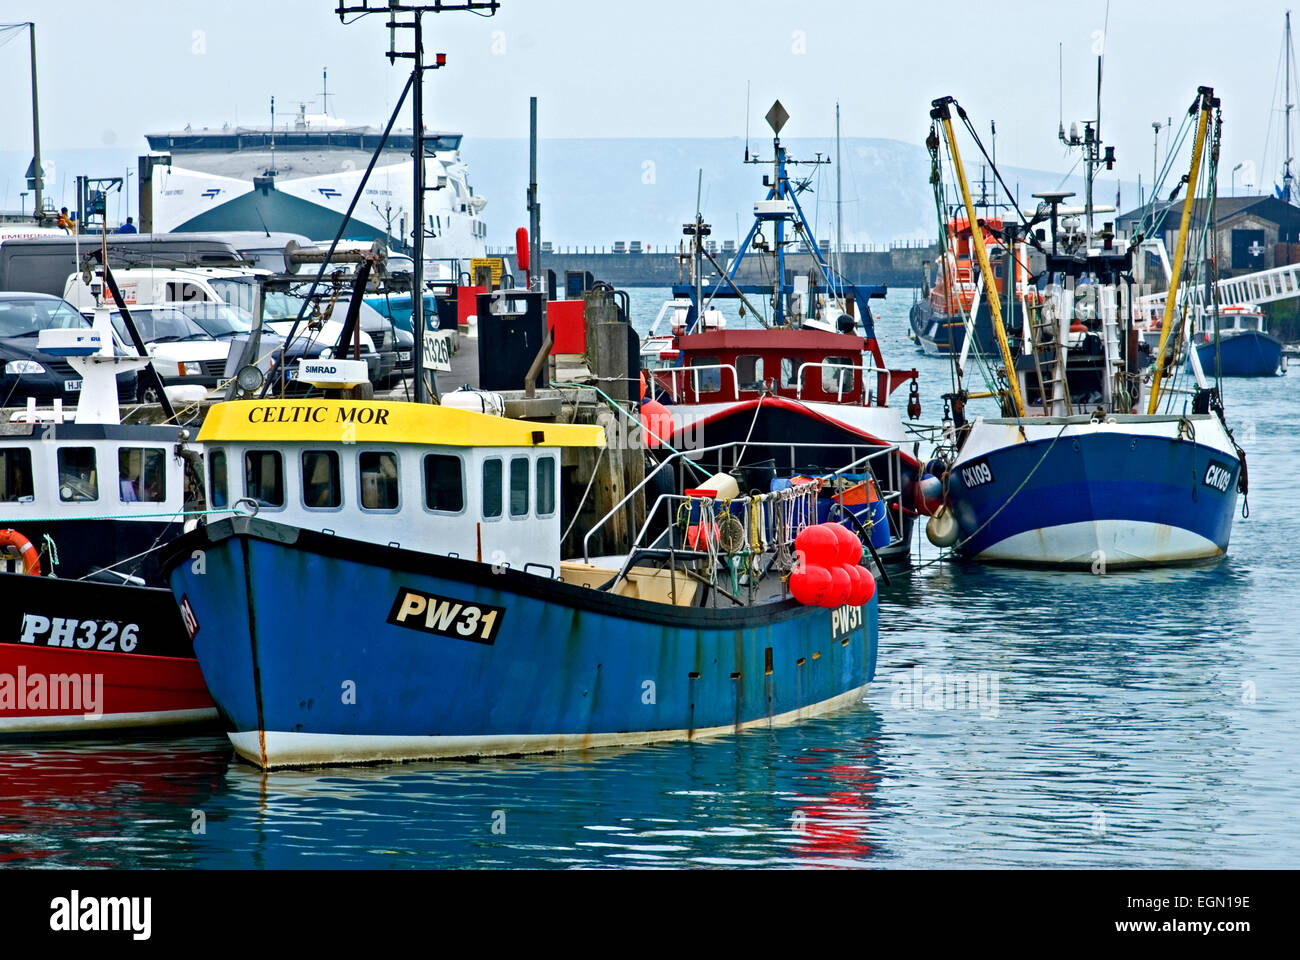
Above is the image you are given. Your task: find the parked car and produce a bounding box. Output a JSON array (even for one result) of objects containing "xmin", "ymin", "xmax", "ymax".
[
  {"xmin": 0, "ymin": 293, "xmax": 136, "ymax": 408},
  {"xmin": 109, "ymin": 302, "xmax": 286, "ymax": 403}
]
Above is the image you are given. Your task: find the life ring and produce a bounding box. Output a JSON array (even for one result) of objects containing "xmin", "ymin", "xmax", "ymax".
[{"xmin": 0, "ymin": 529, "xmax": 41, "ymax": 576}]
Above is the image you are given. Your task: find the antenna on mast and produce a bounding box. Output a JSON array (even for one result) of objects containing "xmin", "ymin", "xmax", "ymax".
[
  {"xmin": 1057, "ymin": 42, "xmax": 1064, "ymax": 141},
  {"xmin": 745, "ymin": 80, "xmax": 751, "ymax": 162},
  {"xmin": 321, "ymin": 67, "xmax": 330, "ymax": 116}
]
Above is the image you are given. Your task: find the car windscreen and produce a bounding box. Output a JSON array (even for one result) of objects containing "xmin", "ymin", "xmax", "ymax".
[
  {"xmin": 0, "ymin": 298, "xmax": 89, "ymax": 338},
  {"xmin": 111, "ymin": 308, "xmax": 210, "ymax": 343},
  {"xmin": 172, "ymin": 302, "xmax": 262, "ymax": 338}
]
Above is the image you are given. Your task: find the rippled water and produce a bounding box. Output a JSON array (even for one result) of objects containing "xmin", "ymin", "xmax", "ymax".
[{"xmin": 1, "ymin": 289, "xmax": 1294, "ymax": 869}]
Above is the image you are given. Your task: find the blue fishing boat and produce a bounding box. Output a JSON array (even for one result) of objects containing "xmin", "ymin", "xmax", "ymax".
[
  {"xmin": 160, "ymin": 395, "xmax": 886, "ymax": 768},
  {"xmin": 1189, "ymin": 305, "xmax": 1288, "ymax": 377},
  {"xmin": 921, "ymin": 90, "xmax": 1248, "ymax": 568}
]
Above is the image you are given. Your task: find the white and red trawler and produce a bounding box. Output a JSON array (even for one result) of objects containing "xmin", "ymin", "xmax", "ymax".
[
  {"xmin": 0, "ymin": 282, "xmax": 215, "ymax": 733},
  {"xmin": 639, "ymin": 103, "xmax": 925, "ymax": 562}
]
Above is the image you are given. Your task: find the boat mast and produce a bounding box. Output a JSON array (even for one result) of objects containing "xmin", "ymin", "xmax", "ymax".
[
  {"xmin": 932, "ymin": 97, "xmax": 1025, "ymax": 417},
  {"xmin": 335, "ymin": 1, "xmax": 498, "ymax": 403},
  {"xmin": 27, "ymin": 22, "xmax": 42, "ymax": 221},
  {"xmin": 1279, "ymin": 10, "xmax": 1289, "ymax": 201},
  {"xmin": 835, "ymin": 101, "xmax": 843, "ymax": 288},
  {"xmin": 1148, "ymin": 87, "xmax": 1215, "ymax": 414}
]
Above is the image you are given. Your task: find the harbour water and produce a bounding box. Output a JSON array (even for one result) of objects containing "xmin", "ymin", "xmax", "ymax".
[{"xmin": 1, "ymin": 288, "xmax": 1294, "ymax": 869}]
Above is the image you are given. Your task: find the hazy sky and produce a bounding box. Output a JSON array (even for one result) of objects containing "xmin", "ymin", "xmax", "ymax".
[{"xmin": 1, "ymin": 0, "xmax": 1296, "ymax": 190}]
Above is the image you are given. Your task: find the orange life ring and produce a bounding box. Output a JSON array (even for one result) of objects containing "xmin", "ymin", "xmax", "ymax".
[{"xmin": 0, "ymin": 529, "xmax": 41, "ymax": 576}]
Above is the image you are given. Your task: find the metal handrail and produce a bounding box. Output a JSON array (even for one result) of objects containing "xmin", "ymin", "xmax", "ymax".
[
  {"xmin": 656, "ymin": 363, "xmax": 741, "ymax": 402},
  {"xmin": 581, "ymin": 438, "xmax": 901, "ymax": 562},
  {"xmin": 793, "ymin": 361, "xmax": 891, "ymax": 404}
]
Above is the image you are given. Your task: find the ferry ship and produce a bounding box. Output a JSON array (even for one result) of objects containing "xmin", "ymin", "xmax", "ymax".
[{"xmin": 145, "ymin": 105, "xmax": 487, "ymax": 267}]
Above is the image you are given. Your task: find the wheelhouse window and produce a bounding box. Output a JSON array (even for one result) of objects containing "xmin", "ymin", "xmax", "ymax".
[
  {"xmin": 736, "ymin": 355, "xmax": 764, "ymax": 391},
  {"xmin": 302, "ymin": 451, "xmax": 341, "ymax": 509},
  {"xmin": 0, "ymin": 449, "xmax": 34, "ymax": 503},
  {"xmin": 482, "ymin": 458, "xmax": 502, "ymax": 519},
  {"xmin": 58, "ymin": 448, "xmax": 98, "ymax": 502},
  {"xmin": 359, "ymin": 452, "xmax": 399, "ymax": 510},
  {"xmin": 424, "ymin": 454, "xmax": 464, "ymax": 513},
  {"xmin": 691, "ymin": 357, "xmax": 722, "ymax": 393},
  {"xmin": 536, "ymin": 456, "xmax": 556, "ymax": 516},
  {"xmin": 245, "ymin": 450, "xmax": 284, "ymax": 507},
  {"xmin": 822, "ymin": 357, "xmax": 856, "ymax": 395},
  {"xmin": 509, "ymin": 456, "xmax": 530, "ymax": 518},
  {"xmin": 118, "ymin": 448, "xmax": 166, "ymax": 503},
  {"xmin": 780, "ymin": 357, "xmax": 800, "ymax": 390},
  {"xmin": 208, "ymin": 450, "xmax": 228, "ymax": 509}
]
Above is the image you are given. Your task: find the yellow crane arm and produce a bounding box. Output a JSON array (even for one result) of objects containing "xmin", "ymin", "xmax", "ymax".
[
  {"xmin": 932, "ymin": 99, "xmax": 1025, "ymax": 418},
  {"xmin": 1148, "ymin": 88, "xmax": 1214, "ymax": 414}
]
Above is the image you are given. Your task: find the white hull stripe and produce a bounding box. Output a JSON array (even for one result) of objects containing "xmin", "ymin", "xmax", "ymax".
[
  {"xmin": 0, "ymin": 707, "xmax": 217, "ymax": 734},
  {"xmin": 978, "ymin": 520, "xmax": 1222, "ymax": 567},
  {"xmin": 228, "ymin": 683, "xmax": 873, "ymax": 768}
]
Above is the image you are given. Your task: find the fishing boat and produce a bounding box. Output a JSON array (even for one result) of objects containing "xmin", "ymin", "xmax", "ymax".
[
  {"xmin": 908, "ymin": 213, "xmax": 1040, "ymax": 358},
  {"xmin": 923, "ymin": 89, "xmax": 1247, "ymax": 568},
  {"xmin": 159, "ymin": 371, "xmax": 889, "ymax": 768},
  {"xmin": 639, "ymin": 103, "xmax": 923, "ymax": 562},
  {"xmin": 1189, "ymin": 304, "xmax": 1288, "ymax": 377},
  {"xmin": 0, "ymin": 275, "xmax": 215, "ymax": 732}
]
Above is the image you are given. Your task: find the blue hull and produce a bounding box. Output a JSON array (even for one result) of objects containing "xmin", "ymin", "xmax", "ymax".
[
  {"xmin": 1191, "ymin": 331, "xmax": 1287, "ymax": 377},
  {"xmin": 163, "ymin": 518, "xmax": 878, "ymax": 767},
  {"xmin": 947, "ymin": 422, "xmax": 1239, "ymax": 567}
]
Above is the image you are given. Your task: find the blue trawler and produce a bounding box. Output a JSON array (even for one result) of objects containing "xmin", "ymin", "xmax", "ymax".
[
  {"xmin": 161, "ymin": 395, "xmax": 886, "ymax": 768},
  {"xmin": 1189, "ymin": 305, "xmax": 1288, "ymax": 378},
  {"xmin": 921, "ymin": 89, "xmax": 1247, "ymax": 568}
]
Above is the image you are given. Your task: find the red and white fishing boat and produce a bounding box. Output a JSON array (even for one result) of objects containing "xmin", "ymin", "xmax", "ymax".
[{"xmin": 0, "ymin": 281, "xmax": 215, "ymax": 733}]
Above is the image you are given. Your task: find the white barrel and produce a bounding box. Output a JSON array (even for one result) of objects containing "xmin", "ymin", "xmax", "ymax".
[{"xmin": 440, "ymin": 388, "xmax": 505, "ymax": 416}]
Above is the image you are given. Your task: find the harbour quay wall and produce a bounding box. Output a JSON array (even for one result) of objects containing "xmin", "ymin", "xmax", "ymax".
[{"xmin": 516, "ymin": 246, "xmax": 941, "ymax": 290}]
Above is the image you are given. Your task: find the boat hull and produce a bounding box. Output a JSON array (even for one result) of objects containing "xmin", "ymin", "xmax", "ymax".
[
  {"xmin": 0, "ymin": 574, "xmax": 215, "ymax": 733},
  {"xmin": 163, "ymin": 518, "xmax": 878, "ymax": 768},
  {"xmin": 1191, "ymin": 331, "xmax": 1287, "ymax": 377},
  {"xmin": 945, "ymin": 416, "xmax": 1240, "ymax": 568},
  {"xmin": 908, "ymin": 295, "xmax": 1010, "ymax": 357}
]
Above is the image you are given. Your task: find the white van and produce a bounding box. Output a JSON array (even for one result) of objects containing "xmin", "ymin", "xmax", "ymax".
[{"xmin": 64, "ymin": 266, "xmax": 379, "ymax": 383}]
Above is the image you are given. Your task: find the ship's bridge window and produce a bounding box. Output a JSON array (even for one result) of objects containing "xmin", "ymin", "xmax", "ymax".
[
  {"xmin": 509, "ymin": 457, "xmax": 530, "ymax": 518},
  {"xmin": 0, "ymin": 449, "xmax": 34, "ymax": 503},
  {"xmin": 424, "ymin": 454, "xmax": 464, "ymax": 513},
  {"xmin": 118, "ymin": 447, "xmax": 167, "ymax": 503},
  {"xmin": 822, "ymin": 357, "xmax": 856, "ymax": 395},
  {"xmin": 302, "ymin": 450, "xmax": 342, "ymax": 509},
  {"xmin": 780, "ymin": 358, "xmax": 800, "ymax": 390},
  {"xmin": 245, "ymin": 450, "xmax": 284, "ymax": 508},
  {"xmin": 691, "ymin": 357, "xmax": 722, "ymax": 393},
  {"xmin": 58, "ymin": 447, "xmax": 98, "ymax": 502},
  {"xmin": 736, "ymin": 355, "xmax": 764, "ymax": 391},
  {"xmin": 536, "ymin": 456, "xmax": 556, "ymax": 516},
  {"xmin": 208, "ymin": 450, "xmax": 228, "ymax": 509},
  {"xmin": 483, "ymin": 458, "xmax": 503, "ymax": 519},
  {"xmin": 359, "ymin": 452, "xmax": 399, "ymax": 510}
]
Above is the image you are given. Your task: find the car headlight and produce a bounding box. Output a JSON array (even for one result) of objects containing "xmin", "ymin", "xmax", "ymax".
[{"xmin": 5, "ymin": 360, "xmax": 45, "ymax": 375}]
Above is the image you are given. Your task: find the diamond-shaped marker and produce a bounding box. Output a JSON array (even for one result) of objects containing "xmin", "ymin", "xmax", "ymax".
[{"xmin": 766, "ymin": 100, "xmax": 789, "ymax": 136}]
